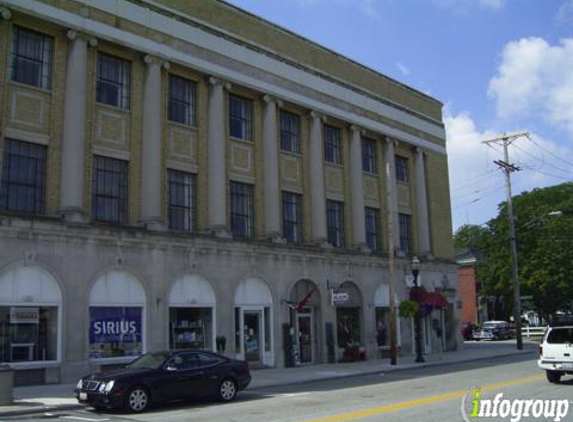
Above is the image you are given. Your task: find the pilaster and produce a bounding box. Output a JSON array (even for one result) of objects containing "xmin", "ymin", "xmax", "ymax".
[
  {"xmin": 59, "ymin": 30, "xmax": 97, "ymax": 223},
  {"xmin": 140, "ymin": 55, "xmax": 169, "ymax": 230},
  {"xmin": 207, "ymin": 76, "xmax": 232, "ymax": 237},
  {"xmin": 262, "ymin": 94, "xmax": 283, "ymax": 242}
]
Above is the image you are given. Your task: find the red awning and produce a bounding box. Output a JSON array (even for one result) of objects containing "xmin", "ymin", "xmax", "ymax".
[{"xmin": 422, "ymin": 292, "xmax": 449, "ymax": 310}]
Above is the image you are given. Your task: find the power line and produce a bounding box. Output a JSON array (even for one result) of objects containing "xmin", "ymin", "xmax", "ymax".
[
  {"xmin": 513, "ymin": 144, "xmax": 573, "ymax": 177},
  {"xmin": 450, "ymin": 169, "xmax": 499, "ymax": 192},
  {"xmin": 451, "ymin": 179, "xmax": 505, "ymax": 201},
  {"xmin": 528, "ymin": 136, "xmax": 573, "ymax": 168},
  {"xmin": 528, "ymin": 169, "xmax": 573, "ymax": 182},
  {"xmin": 451, "ymin": 183, "xmax": 506, "ymax": 210}
]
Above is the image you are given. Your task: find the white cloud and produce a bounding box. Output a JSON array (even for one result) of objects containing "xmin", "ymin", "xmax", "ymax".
[
  {"xmin": 296, "ymin": 0, "xmax": 318, "ymax": 5},
  {"xmin": 488, "ymin": 37, "xmax": 573, "ymax": 135},
  {"xmin": 477, "ymin": 0, "xmax": 506, "ymax": 10},
  {"xmin": 296, "ymin": 0, "xmax": 382, "ymax": 21},
  {"xmin": 445, "ymin": 112, "xmax": 497, "ymax": 190},
  {"xmin": 396, "ymin": 62, "xmax": 411, "ymax": 76},
  {"xmin": 430, "ymin": 0, "xmax": 507, "ymax": 14},
  {"xmin": 445, "ymin": 112, "xmax": 571, "ymax": 230},
  {"xmin": 556, "ymin": 0, "xmax": 573, "ymax": 26},
  {"xmin": 354, "ymin": 0, "xmax": 382, "ymax": 21}
]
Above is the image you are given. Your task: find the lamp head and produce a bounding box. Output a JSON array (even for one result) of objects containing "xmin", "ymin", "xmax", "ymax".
[{"xmin": 411, "ymin": 256, "xmax": 420, "ymax": 278}]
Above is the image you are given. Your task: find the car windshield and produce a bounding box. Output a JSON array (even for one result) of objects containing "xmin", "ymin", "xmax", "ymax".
[
  {"xmin": 547, "ymin": 328, "xmax": 573, "ymax": 344},
  {"xmin": 483, "ymin": 322, "xmax": 503, "ymax": 329},
  {"xmin": 126, "ymin": 352, "xmax": 171, "ymax": 369}
]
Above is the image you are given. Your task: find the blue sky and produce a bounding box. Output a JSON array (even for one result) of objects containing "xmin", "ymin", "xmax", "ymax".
[{"xmin": 224, "ymin": 0, "xmax": 573, "ymax": 232}]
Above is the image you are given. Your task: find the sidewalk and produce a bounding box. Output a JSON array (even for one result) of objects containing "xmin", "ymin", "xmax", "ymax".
[{"xmin": 0, "ymin": 341, "xmax": 537, "ymax": 417}]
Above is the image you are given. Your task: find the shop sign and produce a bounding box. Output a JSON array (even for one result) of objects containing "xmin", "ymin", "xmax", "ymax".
[
  {"xmin": 10, "ymin": 307, "xmax": 39, "ymax": 324},
  {"xmin": 331, "ymin": 291, "xmax": 350, "ymax": 306},
  {"xmin": 89, "ymin": 307, "xmax": 142, "ymax": 344}
]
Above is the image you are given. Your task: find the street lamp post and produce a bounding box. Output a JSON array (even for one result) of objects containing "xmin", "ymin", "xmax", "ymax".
[{"xmin": 411, "ymin": 256, "xmax": 425, "ymax": 363}]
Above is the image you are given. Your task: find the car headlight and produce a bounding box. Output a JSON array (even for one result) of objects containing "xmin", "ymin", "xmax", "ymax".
[
  {"xmin": 98, "ymin": 380, "xmax": 115, "ymax": 393},
  {"xmin": 76, "ymin": 379, "xmax": 83, "ymax": 389}
]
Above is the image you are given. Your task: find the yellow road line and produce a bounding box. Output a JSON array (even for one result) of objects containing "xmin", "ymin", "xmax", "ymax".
[{"xmin": 299, "ymin": 374, "xmax": 544, "ymax": 422}]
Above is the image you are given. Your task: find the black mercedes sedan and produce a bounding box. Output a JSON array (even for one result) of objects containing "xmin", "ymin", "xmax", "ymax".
[{"xmin": 75, "ymin": 350, "xmax": 251, "ymax": 412}]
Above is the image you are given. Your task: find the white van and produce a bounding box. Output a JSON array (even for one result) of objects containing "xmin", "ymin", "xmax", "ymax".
[{"xmin": 538, "ymin": 325, "xmax": 573, "ymax": 383}]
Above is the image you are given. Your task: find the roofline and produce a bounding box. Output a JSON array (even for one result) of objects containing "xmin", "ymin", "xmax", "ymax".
[{"xmin": 203, "ymin": 0, "xmax": 443, "ymax": 107}]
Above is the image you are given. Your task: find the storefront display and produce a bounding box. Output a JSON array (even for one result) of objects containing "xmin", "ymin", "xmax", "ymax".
[
  {"xmin": 334, "ymin": 281, "xmax": 363, "ymax": 362},
  {"xmin": 375, "ymin": 307, "xmax": 390, "ymax": 347},
  {"xmin": 336, "ymin": 307, "xmax": 361, "ymax": 348},
  {"xmin": 169, "ymin": 307, "xmax": 212, "ymax": 350},
  {"xmin": 0, "ymin": 306, "xmax": 58, "ymax": 362},
  {"xmin": 89, "ymin": 307, "xmax": 142, "ymax": 359}
]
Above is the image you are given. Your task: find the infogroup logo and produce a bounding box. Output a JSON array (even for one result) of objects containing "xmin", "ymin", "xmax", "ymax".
[{"xmin": 461, "ymin": 389, "xmax": 570, "ymax": 422}]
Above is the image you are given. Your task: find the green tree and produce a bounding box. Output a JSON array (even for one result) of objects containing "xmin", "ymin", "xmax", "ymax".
[{"xmin": 454, "ymin": 182, "xmax": 573, "ymax": 321}]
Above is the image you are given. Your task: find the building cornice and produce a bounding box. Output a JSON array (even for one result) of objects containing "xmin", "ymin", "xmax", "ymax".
[{"xmin": 1, "ymin": 0, "xmax": 447, "ymax": 155}]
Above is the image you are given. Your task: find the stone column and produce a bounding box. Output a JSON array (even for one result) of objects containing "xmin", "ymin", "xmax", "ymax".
[
  {"xmin": 349, "ymin": 125, "xmax": 367, "ymax": 250},
  {"xmin": 414, "ymin": 148, "xmax": 431, "ymax": 256},
  {"xmin": 140, "ymin": 55, "xmax": 168, "ymax": 230},
  {"xmin": 309, "ymin": 111, "xmax": 327, "ymax": 244},
  {"xmin": 207, "ymin": 77, "xmax": 231, "ymax": 237},
  {"xmin": 262, "ymin": 95, "xmax": 282, "ymax": 241},
  {"xmin": 384, "ymin": 138, "xmax": 400, "ymax": 252},
  {"xmin": 59, "ymin": 30, "xmax": 96, "ymax": 223}
]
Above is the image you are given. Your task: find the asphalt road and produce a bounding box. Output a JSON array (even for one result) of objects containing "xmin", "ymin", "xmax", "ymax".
[{"xmin": 4, "ymin": 353, "xmax": 572, "ymax": 422}]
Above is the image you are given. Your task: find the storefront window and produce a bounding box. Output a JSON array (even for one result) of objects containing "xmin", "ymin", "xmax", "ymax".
[
  {"xmin": 0, "ymin": 306, "xmax": 58, "ymax": 362},
  {"xmin": 375, "ymin": 307, "xmax": 390, "ymax": 347},
  {"xmin": 169, "ymin": 307, "xmax": 212, "ymax": 350},
  {"xmin": 336, "ymin": 307, "xmax": 361, "ymax": 348},
  {"xmin": 89, "ymin": 307, "xmax": 142, "ymax": 359}
]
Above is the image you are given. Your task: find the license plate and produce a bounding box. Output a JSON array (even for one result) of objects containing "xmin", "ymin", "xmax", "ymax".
[
  {"xmin": 79, "ymin": 392, "xmax": 87, "ymax": 400},
  {"xmin": 562, "ymin": 363, "xmax": 573, "ymax": 370}
]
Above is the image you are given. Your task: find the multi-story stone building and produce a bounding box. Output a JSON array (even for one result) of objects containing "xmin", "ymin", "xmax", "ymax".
[{"xmin": 0, "ymin": 0, "xmax": 458, "ymax": 385}]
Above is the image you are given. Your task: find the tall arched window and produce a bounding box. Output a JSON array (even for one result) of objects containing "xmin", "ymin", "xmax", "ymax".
[
  {"xmin": 88, "ymin": 270, "xmax": 146, "ymax": 360},
  {"xmin": 0, "ymin": 265, "xmax": 62, "ymax": 363},
  {"xmin": 168, "ymin": 274, "xmax": 216, "ymax": 351}
]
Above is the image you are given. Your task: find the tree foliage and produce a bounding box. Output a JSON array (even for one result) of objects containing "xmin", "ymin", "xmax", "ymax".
[{"xmin": 454, "ymin": 182, "xmax": 573, "ymax": 321}]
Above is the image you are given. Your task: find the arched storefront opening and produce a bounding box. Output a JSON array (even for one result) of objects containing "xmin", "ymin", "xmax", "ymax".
[
  {"xmin": 0, "ymin": 265, "xmax": 62, "ymax": 364},
  {"xmin": 88, "ymin": 270, "xmax": 146, "ymax": 361},
  {"xmin": 374, "ymin": 283, "xmax": 401, "ymax": 357},
  {"xmin": 334, "ymin": 281, "xmax": 363, "ymax": 361},
  {"xmin": 234, "ymin": 278, "xmax": 274, "ymax": 367},
  {"xmin": 288, "ymin": 279, "xmax": 320, "ymax": 365},
  {"xmin": 168, "ymin": 274, "xmax": 216, "ymax": 352}
]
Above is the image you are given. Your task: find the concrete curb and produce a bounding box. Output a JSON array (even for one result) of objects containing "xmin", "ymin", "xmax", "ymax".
[
  {"xmin": 0, "ymin": 348, "xmax": 536, "ymax": 417},
  {"xmin": 248, "ymin": 348, "xmax": 536, "ymax": 391},
  {"xmin": 0, "ymin": 404, "xmax": 84, "ymax": 417}
]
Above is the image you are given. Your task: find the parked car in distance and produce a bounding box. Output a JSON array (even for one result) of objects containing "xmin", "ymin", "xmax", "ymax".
[
  {"xmin": 538, "ymin": 325, "xmax": 573, "ymax": 383},
  {"xmin": 474, "ymin": 321, "xmax": 511, "ymax": 341},
  {"xmin": 75, "ymin": 350, "xmax": 251, "ymax": 412}
]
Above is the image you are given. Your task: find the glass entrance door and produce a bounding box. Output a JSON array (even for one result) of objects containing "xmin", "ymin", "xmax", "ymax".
[
  {"xmin": 297, "ymin": 311, "xmax": 313, "ymax": 364},
  {"xmin": 243, "ymin": 310, "xmax": 261, "ymax": 363}
]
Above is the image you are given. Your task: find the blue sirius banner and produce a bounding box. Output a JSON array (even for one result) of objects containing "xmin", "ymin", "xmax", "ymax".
[{"xmin": 89, "ymin": 307, "xmax": 142, "ymax": 344}]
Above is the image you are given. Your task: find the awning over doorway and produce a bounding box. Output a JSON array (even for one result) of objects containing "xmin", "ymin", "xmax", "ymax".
[{"xmin": 422, "ymin": 292, "xmax": 449, "ymax": 310}]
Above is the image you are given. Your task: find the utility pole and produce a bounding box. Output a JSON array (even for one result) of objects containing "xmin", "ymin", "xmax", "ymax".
[{"xmin": 481, "ymin": 131, "xmax": 529, "ymax": 350}]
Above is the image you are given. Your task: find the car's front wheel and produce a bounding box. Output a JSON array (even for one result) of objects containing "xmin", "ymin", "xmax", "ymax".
[
  {"xmin": 124, "ymin": 386, "xmax": 150, "ymax": 412},
  {"xmin": 218, "ymin": 379, "xmax": 237, "ymax": 402},
  {"xmin": 546, "ymin": 370, "xmax": 562, "ymax": 383}
]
